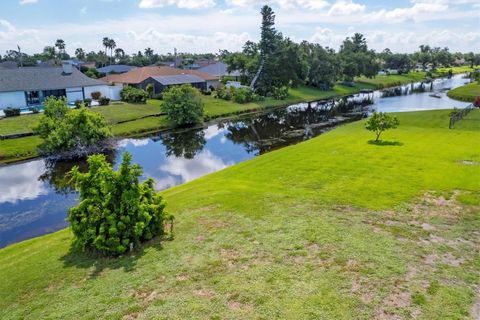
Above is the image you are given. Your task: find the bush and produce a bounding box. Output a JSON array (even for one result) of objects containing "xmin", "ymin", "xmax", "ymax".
[
  {"xmin": 365, "ymin": 112, "xmax": 400, "ymax": 142},
  {"xmin": 91, "ymin": 91, "xmax": 102, "ymax": 100},
  {"xmin": 29, "ymin": 107, "xmax": 40, "ymax": 114},
  {"xmin": 120, "ymin": 86, "xmax": 148, "ymax": 103},
  {"xmin": 163, "ymin": 84, "xmax": 204, "ymax": 126},
  {"xmin": 68, "ymin": 152, "xmax": 170, "ymax": 256},
  {"xmin": 84, "ymin": 98, "xmax": 92, "ymax": 107},
  {"xmin": 33, "ymin": 97, "xmax": 112, "ymax": 155},
  {"xmin": 146, "ymin": 83, "xmax": 154, "ymax": 98},
  {"xmin": 272, "ymin": 86, "xmax": 289, "ymax": 100},
  {"xmin": 98, "ymin": 97, "xmax": 111, "ymax": 106},
  {"xmin": 74, "ymin": 100, "xmax": 83, "ymax": 109},
  {"xmin": 213, "ymin": 86, "xmax": 263, "ymax": 104},
  {"xmin": 3, "ymin": 107, "xmax": 21, "ymax": 117}
]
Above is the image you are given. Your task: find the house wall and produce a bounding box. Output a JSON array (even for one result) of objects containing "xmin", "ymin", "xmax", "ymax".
[
  {"xmin": 84, "ymin": 85, "xmax": 111, "ymax": 100},
  {"xmin": 66, "ymin": 87, "xmax": 84, "ymax": 103},
  {"xmin": 207, "ymin": 80, "xmax": 219, "ymax": 90},
  {"xmin": 0, "ymin": 91, "xmax": 26, "ymax": 109}
]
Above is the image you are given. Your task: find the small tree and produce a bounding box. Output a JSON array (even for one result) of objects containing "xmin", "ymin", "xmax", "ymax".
[
  {"xmin": 146, "ymin": 83, "xmax": 154, "ymax": 98},
  {"xmin": 33, "ymin": 97, "xmax": 112, "ymax": 155},
  {"xmin": 68, "ymin": 152, "xmax": 169, "ymax": 255},
  {"xmin": 163, "ymin": 84, "xmax": 204, "ymax": 126},
  {"xmin": 365, "ymin": 112, "xmax": 400, "ymax": 142},
  {"xmin": 120, "ymin": 86, "xmax": 148, "ymax": 103}
]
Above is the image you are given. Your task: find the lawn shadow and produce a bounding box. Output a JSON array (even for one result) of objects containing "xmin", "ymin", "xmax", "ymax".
[
  {"xmin": 59, "ymin": 238, "xmax": 165, "ymax": 279},
  {"xmin": 368, "ymin": 140, "xmax": 404, "ymax": 146}
]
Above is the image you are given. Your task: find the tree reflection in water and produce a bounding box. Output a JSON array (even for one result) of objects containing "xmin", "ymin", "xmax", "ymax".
[
  {"xmin": 225, "ymin": 103, "xmax": 332, "ymax": 155},
  {"xmin": 159, "ymin": 128, "xmax": 207, "ymax": 160},
  {"xmin": 39, "ymin": 151, "xmax": 117, "ymax": 195}
]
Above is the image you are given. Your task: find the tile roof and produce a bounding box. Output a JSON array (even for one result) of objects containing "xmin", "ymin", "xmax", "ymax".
[
  {"xmin": 100, "ymin": 66, "xmax": 218, "ymax": 84},
  {"xmin": 0, "ymin": 67, "xmax": 107, "ymax": 93}
]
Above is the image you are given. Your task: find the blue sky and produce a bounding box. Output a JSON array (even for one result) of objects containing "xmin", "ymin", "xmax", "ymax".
[{"xmin": 0, "ymin": 0, "xmax": 479, "ymax": 55}]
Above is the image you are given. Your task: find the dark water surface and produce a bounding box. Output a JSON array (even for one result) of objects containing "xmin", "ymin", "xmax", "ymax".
[{"xmin": 0, "ymin": 75, "xmax": 470, "ymax": 247}]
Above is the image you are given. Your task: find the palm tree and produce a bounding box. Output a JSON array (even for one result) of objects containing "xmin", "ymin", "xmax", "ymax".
[
  {"xmin": 102, "ymin": 37, "xmax": 110, "ymax": 67},
  {"xmin": 75, "ymin": 48, "xmax": 85, "ymax": 61},
  {"xmin": 108, "ymin": 39, "xmax": 116, "ymax": 65},
  {"xmin": 114, "ymin": 48, "xmax": 125, "ymax": 62},
  {"xmin": 55, "ymin": 39, "xmax": 66, "ymax": 64}
]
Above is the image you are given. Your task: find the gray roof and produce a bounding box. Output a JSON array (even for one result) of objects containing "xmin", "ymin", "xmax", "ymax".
[
  {"xmin": 0, "ymin": 67, "xmax": 107, "ymax": 93},
  {"xmin": 198, "ymin": 62, "xmax": 240, "ymax": 77},
  {"xmin": 150, "ymin": 74, "xmax": 206, "ymax": 86},
  {"xmin": 97, "ymin": 65, "xmax": 136, "ymax": 74}
]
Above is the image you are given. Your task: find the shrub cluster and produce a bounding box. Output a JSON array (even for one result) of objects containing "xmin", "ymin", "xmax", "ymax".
[
  {"xmin": 120, "ymin": 86, "xmax": 148, "ymax": 103},
  {"xmin": 98, "ymin": 97, "xmax": 111, "ymax": 106},
  {"xmin": 68, "ymin": 152, "xmax": 169, "ymax": 256},
  {"xmin": 474, "ymin": 96, "xmax": 480, "ymax": 108},
  {"xmin": 3, "ymin": 107, "xmax": 21, "ymax": 117},
  {"xmin": 213, "ymin": 86, "xmax": 264, "ymax": 104},
  {"xmin": 271, "ymin": 86, "xmax": 289, "ymax": 100},
  {"xmin": 163, "ymin": 84, "xmax": 204, "ymax": 126},
  {"xmin": 33, "ymin": 97, "xmax": 112, "ymax": 155}
]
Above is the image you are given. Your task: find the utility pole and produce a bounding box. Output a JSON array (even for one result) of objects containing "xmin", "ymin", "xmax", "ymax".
[{"xmin": 17, "ymin": 45, "xmax": 23, "ymax": 67}]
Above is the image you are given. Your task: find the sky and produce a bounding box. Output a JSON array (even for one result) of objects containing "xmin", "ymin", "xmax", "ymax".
[{"xmin": 0, "ymin": 0, "xmax": 479, "ymax": 56}]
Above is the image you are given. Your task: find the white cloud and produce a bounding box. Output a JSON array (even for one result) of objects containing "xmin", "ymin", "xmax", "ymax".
[
  {"xmin": 328, "ymin": 0, "xmax": 365, "ymax": 16},
  {"xmin": 139, "ymin": 0, "xmax": 215, "ymax": 9},
  {"xmin": 0, "ymin": 160, "xmax": 47, "ymax": 204},
  {"xmin": 19, "ymin": 0, "xmax": 38, "ymax": 4},
  {"xmin": 226, "ymin": 0, "xmax": 329, "ymax": 10}
]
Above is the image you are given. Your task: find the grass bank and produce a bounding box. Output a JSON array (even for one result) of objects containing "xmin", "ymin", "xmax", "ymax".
[
  {"xmin": 356, "ymin": 66, "xmax": 475, "ymax": 89},
  {"xmin": 447, "ymin": 82, "xmax": 480, "ymax": 102},
  {"xmin": 0, "ymin": 84, "xmax": 372, "ymax": 164},
  {"xmin": 1, "ymin": 109, "xmax": 479, "ymax": 319}
]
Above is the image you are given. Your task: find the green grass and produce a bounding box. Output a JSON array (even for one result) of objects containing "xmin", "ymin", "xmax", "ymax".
[
  {"xmin": 448, "ymin": 82, "xmax": 480, "ymax": 102},
  {"xmin": 1, "ymin": 110, "xmax": 479, "ymax": 319},
  {"xmin": 454, "ymin": 109, "xmax": 480, "ymax": 130}
]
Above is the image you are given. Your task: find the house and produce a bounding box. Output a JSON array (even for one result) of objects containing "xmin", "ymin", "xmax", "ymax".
[
  {"xmin": 197, "ymin": 61, "xmax": 241, "ymax": 79},
  {"xmin": 100, "ymin": 66, "xmax": 219, "ymax": 96},
  {"xmin": 0, "ymin": 63, "xmax": 114, "ymax": 110},
  {"xmin": 97, "ymin": 64, "xmax": 137, "ymax": 75}
]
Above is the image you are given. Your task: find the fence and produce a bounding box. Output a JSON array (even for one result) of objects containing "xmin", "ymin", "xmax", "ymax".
[{"xmin": 449, "ymin": 104, "xmax": 474, "ymax": 129}]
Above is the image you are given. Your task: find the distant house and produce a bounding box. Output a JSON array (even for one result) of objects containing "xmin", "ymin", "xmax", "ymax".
[
  {"xmin": 100, "ymin": 66, "xmax": 219, "ymax": 96},
  {"xmin": 198, "ymin": 61, "xmax": 241, "ymax": 79},
  {"xmin": 0, "ymin": 63, "xmax": 113, "ymax": 110},
  {"xmin": 97, "ymin": 65, "xmax": 137, "ymax": 75}
]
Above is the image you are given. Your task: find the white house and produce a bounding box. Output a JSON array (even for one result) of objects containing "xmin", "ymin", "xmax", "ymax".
[{"xmin": 0, "ymin": 63, "xmax": 114, "ymax": 110}]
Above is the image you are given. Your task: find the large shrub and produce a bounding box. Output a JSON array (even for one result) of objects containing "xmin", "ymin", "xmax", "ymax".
[
  {"xmin": 120, "ymin": 86, "xmax": 148, "ymax": 103},
  {"xmin": 163, "ymin": 84, "xmax": 204, "ymax": 126},
  {"xmin": 33, "ymin": 97, "xmax": 112, "ymax": 155},
  {"xmin": 98, "ymin": 97, "xmax": 111, "ymax": 106},
  {"xmin": 91, "ymin": 91, "xmax": 102, "ymax": 100},
  {"xmin": 213, "ymin": 86, "xmax": 264, "ymax": 104},
  {"xmin": 68, "ymin": 152, "xmax": 169, "ymax": 255}
]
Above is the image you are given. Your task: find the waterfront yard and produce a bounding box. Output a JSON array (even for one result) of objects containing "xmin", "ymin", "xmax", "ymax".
[
  {"xmin": 1, "ymin": 109, "xmax": 479, "ymax": 319},
  {"xmin": 448, "ymin": 82, "xmax": 480, "ymax": 102}
]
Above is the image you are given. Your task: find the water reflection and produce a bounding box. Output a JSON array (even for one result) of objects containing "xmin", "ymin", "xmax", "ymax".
[
  {"xmin": 159, "ymin": 129, "xmax": 207, "ymax": 159},
  {"xmin": 0, "ymin": 160, "xmax": 48, "ymax": 203}
]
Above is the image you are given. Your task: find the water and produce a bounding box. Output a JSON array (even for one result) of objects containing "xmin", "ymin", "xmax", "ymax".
[{"xmin": 0, "ymin": 75, "xmax": 471, "ymax": 248}]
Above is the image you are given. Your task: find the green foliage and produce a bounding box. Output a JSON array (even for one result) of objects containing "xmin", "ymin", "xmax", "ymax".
[
  {"xmin": 146, "ymin": 83, "xmax": 154, "ymax": 98},
  {"xmin": 3, "ymin": 107, "xmax": 21, "ymax": 117},
  {"xmin": 365, "ymin": 112, "xmax": 400, "ymax": 141},
  {"xmin": 163, "ymin": 84, "xmax": 204, "ymax": 126},
  {"xmin": 33, "ymin": 97, "xmax": 112, "ymax": 155},
  {"xmin": 339, "ymin": 33, "xmax": 379, "ymax": 81},
  {"xmin": 272, "ymin": 86, "xmax": 289, "ymax": 100},
  {"xmin": 68, "ymin": 152, "xmax": 169, "ymax": 255},
  {"xmin": 98, "ymin": 97, "xmax": 111, "ymax": 106},
  {"xmin": 213, "ymin": 86, "xmax": 263, "ymax": 104},
  {"xmin": 120, "ymin": 86, "xmax": 148, "ymax": 104}
]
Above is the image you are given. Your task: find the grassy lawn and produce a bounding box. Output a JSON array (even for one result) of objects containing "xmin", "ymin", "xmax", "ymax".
[
  {"xmin": 454, "ymin": 108, "xmax": 480, "ymax": 130},
  {"xmin": 447, "ymin": 82, "xmax": 480, "ymax": 103},
  {"xmin": 1, "ymin": 110, "xmax": 479, "ymax": 319}
]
